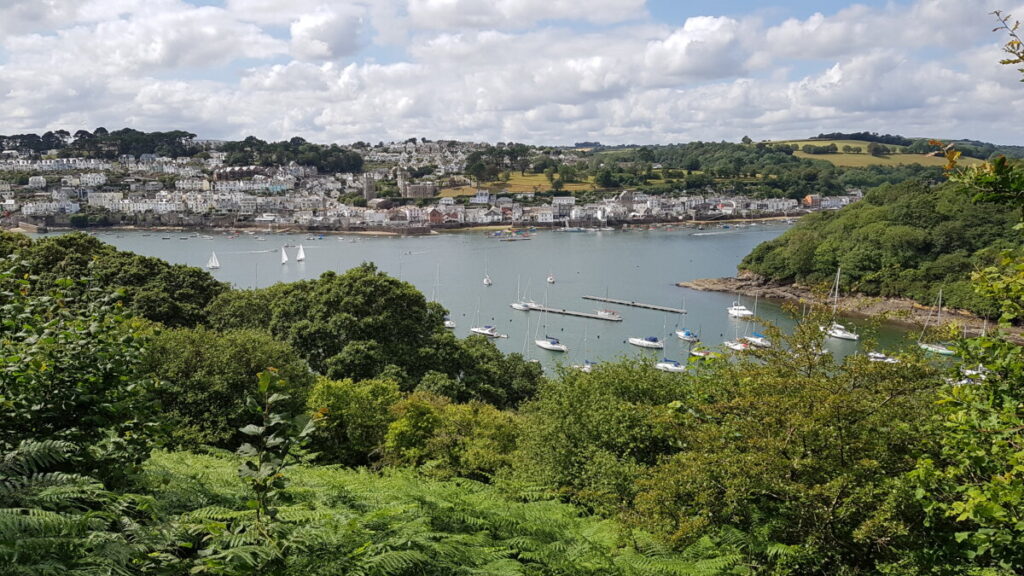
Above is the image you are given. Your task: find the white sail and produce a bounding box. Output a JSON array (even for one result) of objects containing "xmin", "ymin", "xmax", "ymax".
[
  {"xmin": 296, "ymin": 244, "xmax": 306, "ymax": 262},
  {"xmin": 281, "ymin": 246, "xmax": 289, "ymax": 265},
  {"xmin": 207, "ymin": 251, "xmax": 220, "ymax": 269}
]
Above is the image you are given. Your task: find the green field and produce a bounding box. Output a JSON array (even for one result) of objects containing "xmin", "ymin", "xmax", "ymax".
[
  {"xmin": 440, "ymin": 172, "xmax": 594, "ymax": 196},
  {"xmin": 778, "ymin": 139, "xmax": 982, "ymax": 168}
]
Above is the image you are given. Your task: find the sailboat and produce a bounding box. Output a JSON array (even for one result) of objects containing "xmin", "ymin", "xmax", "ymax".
[
  {"xmin": 676, "ymin": 328, "xmax": 699, "ymax": 342},
  {"xmin": 723, "ymin": 323, "xmax": 749, "ymax": 351},
  {"xmin": 823, "ymin": 267, "xmax": 859, "ymax": 340},
  {"xmin": 206, "ymin": 251, "xmax": 220, "ymax": 270},
  {"xmin": 572, "ymin": 326, "xmax": 597, "ymax": 372},
  {"xmin": 470, "ymin": 325, "xmax": 507, "ymax": 338},
  {"xmin": 280, "ymin": 246, "xmax": 288, "ymax": 265},
  {"xmin": 296, "ymin": 244, "xmax": 306, "ymax": 262},
  {"xmin": 482, "ymin": 253, "xmax": 493, "ymax": 286},
  {"xmin": 629, "ymin": 336, "xmax": 664, "ymax": 349},
  {"xmin": 918, "ymin": 289, "xmax": 956, "ymax": 356},
  {"xmin": 533, "ymin": 290, "xmax": 566, "ymax": 352},
  {"xmin": 431, "ymin": 264, "xmax": 456, "ymax": 329},
  {"xmin": 546, "ymin": 273, "xmax": 556, "ymax": 284},
  {"xmin": 655, "ymin": 358, "xmax": 687, "ymax": 372},
  {"xmin": 510, "ymin": 277, "xmax": 536, "ymax": 310},
  {"xmin": 535, "ymin": 335, "xmax": 568, "ymax": 352}
]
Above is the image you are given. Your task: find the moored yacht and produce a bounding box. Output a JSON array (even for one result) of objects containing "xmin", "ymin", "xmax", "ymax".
[
  {"xmin": 824, "ymin": 322, "xmax": 859, "ymax": 341},
  {"xmin": 535, "ymin": 336, "xmax": 568, "ymax": 352},
  {"xmin": 867, "ymin": 351, "xmax": 899, "ymax": 363},
  {"xmin": 743, "ymin": 332, "xmax": 772, "ymax": 348},
  {"xmin": 595, "ymin": 309, "xmax": 623, "ymax": 321},
  {"xmin": 573, "ymin": 361, "xmax": 597, "ymax": 373},
  {"xmin": 675, "ymin": 328, "xmax": 699, "ymax": 342},
  {"xmin": 628, "ymin": 336, "xmax": 664, "ymax": 349},
  {"xmin": 723, "ymin": 339, "xmax": 750, "ymax": 352},
  {"xmin": 470, "ymin": 325, "xmax": 506, "ymax": 338},
  {"xmin": 727, "ymin": 301, "xmax": 754, "ymax": 318},
  {"xmin": 655, "ymin": 358, "xmax": 687, "ymax": 372}
]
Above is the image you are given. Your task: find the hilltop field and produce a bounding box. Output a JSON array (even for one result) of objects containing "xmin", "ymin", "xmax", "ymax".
[{"xmin": 778, "ymin": 139, "xmax": 985, "ymax": 168}]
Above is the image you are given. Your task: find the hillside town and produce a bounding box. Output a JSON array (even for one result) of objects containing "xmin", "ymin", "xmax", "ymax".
[{"xmin": 0, "ymin": 139, "xmax": 862, "ymax": 232}]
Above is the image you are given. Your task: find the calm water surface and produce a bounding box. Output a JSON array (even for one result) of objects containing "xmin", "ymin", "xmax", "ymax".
[{"xmin": 82, "ymin": 224, "xmax": 913, "ymax": 370}]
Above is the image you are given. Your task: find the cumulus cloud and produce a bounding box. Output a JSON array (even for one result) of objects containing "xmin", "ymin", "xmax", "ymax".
[
  {"xmin": 644, "ymin": 17, "xmax": 749, "ymax": 81},
  {"xmin": 0, "ymin": 0, "xmax": 1022, "ymax": 144},
  {"xmin": 290, "ymin": 5, "xmax": 367, "ymax": 60}
]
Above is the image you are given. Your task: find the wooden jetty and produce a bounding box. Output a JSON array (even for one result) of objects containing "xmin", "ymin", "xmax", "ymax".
[
  {"xmin": 582, "ymin": 295, "xmax": 687, "ymax": 314},
  {"xmin": 529, "ymin": 305, "xmax": 624, "ymax": 322}
]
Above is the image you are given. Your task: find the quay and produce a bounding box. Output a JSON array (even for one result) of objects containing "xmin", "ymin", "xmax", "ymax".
[
  {"xmin": 530, "ymin": 305, "xmax": 624, "ymax": 322},
  {"xmin": 582, "ymin": 295, "xmax": 687, "ymax": 315}
]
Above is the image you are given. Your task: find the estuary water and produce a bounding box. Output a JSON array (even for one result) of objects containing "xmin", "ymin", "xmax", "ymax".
[{"xmin": 79, "ymin": 223, "xmax": 911, "ymax": 369}]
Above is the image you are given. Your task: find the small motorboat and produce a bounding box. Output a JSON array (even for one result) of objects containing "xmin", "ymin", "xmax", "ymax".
[{"xmin": 727, "ymin": 302, "xmax": 754, "ymax": 318}]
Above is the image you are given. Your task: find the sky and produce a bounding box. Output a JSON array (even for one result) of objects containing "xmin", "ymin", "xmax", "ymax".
[{"xmin": 1, "ymin": 0, "xmax": 1023, "ymax": 145}]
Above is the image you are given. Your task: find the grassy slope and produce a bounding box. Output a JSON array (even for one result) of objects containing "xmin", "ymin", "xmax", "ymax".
[
  {"xmin": 441, "ymin": 173, "xmax": 594, "ymax": 196},
  {"xmin": 778, "ymin": 139, "xmax": 983, "ymax": 168}
]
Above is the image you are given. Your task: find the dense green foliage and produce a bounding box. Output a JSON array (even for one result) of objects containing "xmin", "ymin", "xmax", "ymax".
[
  {"xmin": 143, "ymin": 450, "xmax": 737, "ymax": 576},
  {"xmin": 0, "ymin": 231, "xmax": 227, "ymax": 326},
  {"xmin": 0, "ymin": 260, "xmax": 160, "ymax": 574},
  {"xmin": 741, "ymin": 179, "xmax": 1018, "ymax": 315},
  {"xmin": 219, "ymin": 135, "xmax": 364, "ymax": 173},
  {"xmin": 143, "ymin": 327, "xmax": 314, "ymax": 449}
]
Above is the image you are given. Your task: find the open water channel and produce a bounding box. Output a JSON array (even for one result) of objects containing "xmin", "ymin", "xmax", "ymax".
[{"xmin": 77, "ymin": 223, "xmax": 914, "ymax": 370}]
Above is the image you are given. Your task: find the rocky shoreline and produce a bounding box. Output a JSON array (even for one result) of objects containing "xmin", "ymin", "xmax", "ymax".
[{"xmin": 677, "ymin": 272, "xmax": 1018, "ymax": 341}]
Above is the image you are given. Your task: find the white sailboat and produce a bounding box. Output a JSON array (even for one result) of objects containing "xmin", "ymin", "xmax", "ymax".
[
  {"xmin": 675, "ymin": 328, "xmax": 699, "ymax": 342},
  {"xmin": 431, "ymin": 264, "xmax": 456, "ymax": 329},
  {"xmin": 280, "ymin": 246, "xmax": 288, "ymax": 265},
  {"xmin": 206, "ymin": 251, "xmax": 220, "ymax": 270},
  {"xmin": 918, "ymin": 289, "xmax": 955, "ymax": 356},
  {"xmin": 868, "ymin": 351, "xmax": 899, "ymax": 363},
  {"xmin": 743, "ymin": 332, "xmax": 772, "ymax": 348},
  {"xmin": 655, "ymin": 358, "xmax": 687, "ymax": 372},
  {"xmin": 469, "ymin": 297, "xmax": 505, "ymax": 338},
  {"xmin": 572, "ymin": 326, "xmax": 597, "ymax": 372},
  {"xmin": 510, "ymin": 277, "xmax": 536, "ymax": 311},
  {"xmin": 824, "ymin": 267, "xmax": 859, "ymax": 340},
  {"xmin": 628, "ymin": 336, "xmax": 664, "ymax": 349},
  {"xmin": 470, "ymin": 325, "xmax": 507, "ymax": 338},
  {"xmin": 535, "ymin": 335, "xmax": 568, "ymax": 352},
  {"xmin": 296, "ymin": 244, "xmax": 306, "ymax": 262},
  {"xmin": 723, "ymin": 323, "xmax": 749, "ymax": 351}
]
